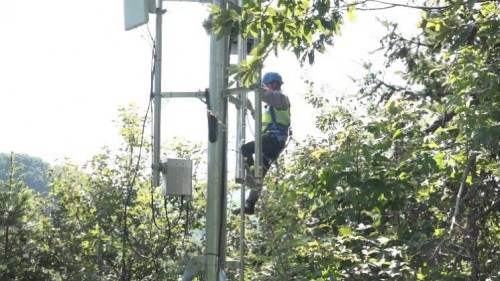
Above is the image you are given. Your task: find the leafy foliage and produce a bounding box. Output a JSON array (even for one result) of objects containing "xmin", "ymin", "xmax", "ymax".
[
  {"xmin": 1, "ymin": 104, "xmax": 208, "ymax": 280},
  {"xmin": 0, "ymin": 153, "xmax": 49, "ymax": 280},
  {"xmin": 209, "ymin": 0, "xmax": 348, "ymax": 85},
  {"xmin": 225, "ymin": 1, "xmax": 499, "ymax": 280}
]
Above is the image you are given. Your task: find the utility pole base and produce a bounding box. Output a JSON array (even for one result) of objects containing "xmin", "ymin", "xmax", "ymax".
[{"xmin": 182, "ymin": 256, "xmax": 204, "ymax": 281}]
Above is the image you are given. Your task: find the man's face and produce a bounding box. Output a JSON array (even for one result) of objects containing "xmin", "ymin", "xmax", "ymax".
[{"xmin": 265, "ymin": 81, "xmax": 280, "ymax": 90}]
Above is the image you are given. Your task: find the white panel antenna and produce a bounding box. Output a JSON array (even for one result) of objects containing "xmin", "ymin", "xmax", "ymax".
[{"xmin": 124, "ymin": 0, "xmax": 150, "ymax": 31}]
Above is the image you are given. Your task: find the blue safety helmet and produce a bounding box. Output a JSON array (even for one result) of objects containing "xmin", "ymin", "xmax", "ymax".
[{"xmin": 262, "ymin": 72, "xmax": 283, "ymax": 85}]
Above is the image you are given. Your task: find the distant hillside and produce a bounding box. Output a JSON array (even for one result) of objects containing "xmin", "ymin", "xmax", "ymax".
[{"xmin": 0, "ymin": 153, "xmax": 50, "ymax": 196}]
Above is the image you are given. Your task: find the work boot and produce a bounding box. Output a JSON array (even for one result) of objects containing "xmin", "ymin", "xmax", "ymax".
[{"xmin": 232, "ymin": 205, "xmax": 255, "ymax": 215}]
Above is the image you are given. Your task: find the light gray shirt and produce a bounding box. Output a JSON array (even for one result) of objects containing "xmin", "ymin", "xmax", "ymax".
[{"xmin": 261, "ymin": 88, "xmax": 290, "ymax": 110}]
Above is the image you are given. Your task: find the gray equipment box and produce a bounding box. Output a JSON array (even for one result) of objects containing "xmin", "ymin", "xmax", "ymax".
[{"xmin": 161, "ymin": 158, "xmax": 193, "ymax": 196}]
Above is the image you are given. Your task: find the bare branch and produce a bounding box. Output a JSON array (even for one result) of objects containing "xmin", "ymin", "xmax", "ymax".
[
  {"xmin": 431, "ymin": 236, "xmax": 449, "ymax": 261},
  {"xmin": 364, "ymin": 0, "xmax": 453, "ymax": 10},
  {"xmin": 431, "ymin": 152, "xmax": 479, "ymax": 261},
  {"xmin": 450, "ymin": 152, "xmax": 478, "ymax": 233},
  {"xmin": 357, "ymin": 5, "xmax": 397, "ymax": 11},
  {"xmin": 341, "ymin": 0, "xmax": 453, "ymax": 11}
]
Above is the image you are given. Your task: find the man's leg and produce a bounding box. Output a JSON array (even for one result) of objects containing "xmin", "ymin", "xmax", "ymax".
[
  {"xmin": 262, "ymin": 133, "xmax": 284, "ymax": 160},
  {"xmin": 246, "ymin": 189, "xmax": 259, "ymax": 211},
  {"xmin": 241, "ymin": 141, "xmax": 255, "ymax": 168},
  {"xmin": 233, "ymin": 135, "xmax": 285, "ymax": 215},
  {"xmin": 234, "ymin": 141, "xmax": 259, "ymax": 215},
  {"xmin": 237, "ymin": 141, "xmax": 257, "ymax": 188},
  {"xmin": 262, "ymin": 133, "xmax": 285, "ymax": 176},
  {"xmin": 244, "ymin": 135, "xmax": 283, "ymax": 211}
]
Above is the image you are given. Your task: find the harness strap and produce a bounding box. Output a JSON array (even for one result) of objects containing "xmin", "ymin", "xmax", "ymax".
[{"xmin": 269, "ymin": 106, "xmax": 287, "ymax": 144}]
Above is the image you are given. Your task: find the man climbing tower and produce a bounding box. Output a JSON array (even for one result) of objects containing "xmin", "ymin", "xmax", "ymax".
[{"xmin": 233, "ymin": 72, "xmax": 291, "ymax": 215}]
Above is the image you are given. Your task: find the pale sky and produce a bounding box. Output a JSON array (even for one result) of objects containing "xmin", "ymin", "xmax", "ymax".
[{"xmin": 0, "ymin": 0, "xmax": 419, "ymax": 165}]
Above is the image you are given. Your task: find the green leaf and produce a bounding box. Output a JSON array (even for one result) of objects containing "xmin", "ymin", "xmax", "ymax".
[
  {"xmin": 347, "ymin": 4, "xmax": 356, "ymax": 21},
  {"xmin": 362, "ymin": 146, "xmax": 373, "ymax": 163},
  {"xmin": 434, "ymin": 228, "xmax": 444, "ymax": 237},
  {"xmin": 392, "ymin": 129, "xmax": 403, "ymax": 140},
  {"xmin": 90, "ymin": 223, "xmax": 100, "ymax": 236},
  {"xmin": 385, "ymin": 100, "xmax": 398, "ymax": 115},
  {"xmin": 425, "ymin": 142, "xmax": 440, "ymax": 149},
  {"xmin": 308, "ymin": 190, "xmax": 315, "ymax": 199},
  {"xmin": 433, "ymin": 152, "xmax": 446, "ymax": 169},
  {"xmin": 339, "ymin": 226, "xmax": 352, "ymax": 236}
]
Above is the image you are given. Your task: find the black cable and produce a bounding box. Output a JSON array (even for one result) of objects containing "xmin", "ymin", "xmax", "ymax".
[
  {"xmin": 123, "ymin": 96, "xmax": 153, "ymax": 259},
  {"xmin": 185, "ymin": 196, "xmax": 189, "ymax": 237},
  {"xmin": 123, "ymin": 32, "xmax": 196, "ymax": 261},
  {"xmin": 162, "ymin": 196, "xmax": 185, "ymax": 247},
  {"xmin": 206, "ymin": 88, "xmax": 218, "ymax": 143},
  {"xmin": 122, "ymin": 38, "xmax": 155, "ymax": 259},
  {"xmin": 181, "ymin": 195, "xmax": 191, "ymax": 249},
  {"xmin": 148, "ymin": 43, "xmax": 164, "ymax": 232},
  {"xmin": 123, "ymin": 39, "xmax": 172, "ymax": 260},
  {"xmin": 122, "ymin": 16, "xmax": 206, "ymax": 262},
  {"xmin": 218, "ymin": 132, "xmax": 228, "ymax": 266}
]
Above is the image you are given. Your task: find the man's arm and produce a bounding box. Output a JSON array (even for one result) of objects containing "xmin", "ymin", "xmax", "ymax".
[
  {"xmin": 246, "ymin": 98, "xmax": 255, "ymax": 118},
  {"xmin": 261, "ymin": 88, "xmax": 289, "ymax": 110}
]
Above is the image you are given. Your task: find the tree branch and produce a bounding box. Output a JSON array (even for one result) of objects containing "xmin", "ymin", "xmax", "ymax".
[
  {"xmin": 431, "ymin": 152, "xmax": 478, "ymax": 261},
  {"xmin": 342, "ymin": 0, "xmax": 454, "ymax": 11},
  {"xmin": 450, "ymin": 152, "xmax": 478, "ymax": 233},
  {"xmin": 424, "ymin": 110, "xmax": 456, "ymax": 134},
  {"xmin": 431, "ymin": 236, "xmax": 449, "ymax": 261},
  {"xmin": 363, "ymin": 0, "xmax": 453, "ymax": 10}
]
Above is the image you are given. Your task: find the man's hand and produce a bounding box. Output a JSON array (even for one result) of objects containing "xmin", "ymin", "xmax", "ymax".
[
  {"xmin": 247, "ymin": 98, "xmax": 255, "ymax": 119},
  {"xmin": 249, "ymin": 83, "xmax": 265, "ymax": 90}
]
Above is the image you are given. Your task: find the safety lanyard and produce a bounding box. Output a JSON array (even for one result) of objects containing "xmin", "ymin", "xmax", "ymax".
[{"xmin": 269, "ymin": 106, "xmax": 285, "ymax": 144}]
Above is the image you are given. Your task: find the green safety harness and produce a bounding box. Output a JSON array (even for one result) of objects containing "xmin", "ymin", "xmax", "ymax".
[{"xmin": 268, "ymin": 105, "xmax": 288, "ymax": 144}]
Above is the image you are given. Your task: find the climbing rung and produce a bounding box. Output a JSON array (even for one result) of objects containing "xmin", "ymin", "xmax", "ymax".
[
  {"xmin": 228, "ymin": 95, "xmax": 241, "ymax": 107},
  {"xmin": 164, "ymin": 0, "xmax": 211, "ymax": 3},
  {"xmin": 225, "ymin": 87, "xmax": 253, "ymax": 96},
  {"xmin": 161, "ymin": 91, "xmax": 205, "ymax": 98}
]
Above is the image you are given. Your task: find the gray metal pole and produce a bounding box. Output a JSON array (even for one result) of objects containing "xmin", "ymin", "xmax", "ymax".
[
  {"xmin": 236, "ymin": 23, "xmax": 247, "ymax": 281},
  {"xmin": 205, "ymin": 0, "xmax": 228, "ymax": 278},
  {"xmin": 235, "ymin": 48, "xmax": 247, "ymax": 182},
  {"xmin": 152, "ymin": 0, "xmax": 163, "ymax": 187},
  {"xmin": 254, "ymin": 72, "xmax": 262, "ymax": 182},
  {"xmin": 253, "ymin": 18, "xmax": 263, "ymax": 183}
]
